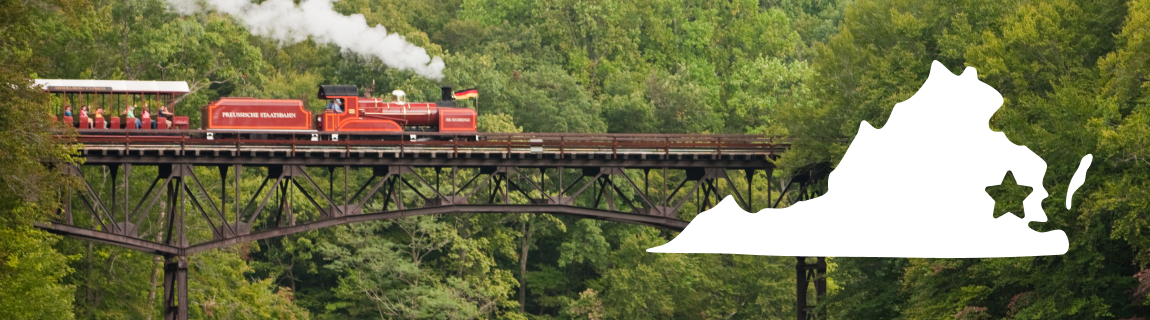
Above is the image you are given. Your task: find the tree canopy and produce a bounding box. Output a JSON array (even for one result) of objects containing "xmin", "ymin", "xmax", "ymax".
[{"xmin": 3, "ymin": 0, "xmax": 1150, "ymax": 319}]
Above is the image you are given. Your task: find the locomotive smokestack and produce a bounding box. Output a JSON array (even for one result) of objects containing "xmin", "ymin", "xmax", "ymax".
[{"xmin": 440, "ymin": 86, "xmax": 454, "ymax": 101}]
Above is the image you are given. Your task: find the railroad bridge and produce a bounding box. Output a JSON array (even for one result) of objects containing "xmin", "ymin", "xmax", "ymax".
[{"xmin": 41, "ymin": 130, "xmax": 830, "ymax": 320}]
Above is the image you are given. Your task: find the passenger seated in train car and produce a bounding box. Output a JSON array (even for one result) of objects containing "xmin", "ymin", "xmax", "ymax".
[
  {"xmin": 142, "ymin": 105, "xmax": 154, "ymax": 129},
  {"xmin": 122, "ymin": 104, "xmax": 140, "ymax": 129},
  {"xmin": 80, "ymin": 106, "xmax": 93, "ymax": 128},
  {"xmin": 94, "ymin": 107, "xmax": 105, "ymax": 128},
  {"xmin": 157, "ymin": 105, "xmax": 172, "ymax": 128},
  {"xmin": 62, "ymin": 105, "xmax": 76, "ymax": 127}
]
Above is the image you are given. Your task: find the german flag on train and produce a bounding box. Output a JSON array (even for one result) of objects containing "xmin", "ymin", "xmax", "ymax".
[{"xmin": 454, "ymin": 88, "xmax": 478, "ymax": 100}]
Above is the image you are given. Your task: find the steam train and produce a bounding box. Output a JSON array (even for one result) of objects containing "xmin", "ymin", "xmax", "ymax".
[
  {"xmin": 42, "ymin": 79, "xmax": 478, "ymax": 140},
  {"xmin": 202, "ymin": 85, "xmax": 477, "ymax": 135}
]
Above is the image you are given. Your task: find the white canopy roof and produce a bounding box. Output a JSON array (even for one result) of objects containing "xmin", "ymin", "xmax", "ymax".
[{"xmin": 34, "ymin": 79, "xmax": 190, "ymax": 94}]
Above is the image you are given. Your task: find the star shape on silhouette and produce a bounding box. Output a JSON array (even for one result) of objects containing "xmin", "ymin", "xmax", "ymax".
[{"xmin": 985, "ymin": 171, "xmax": 1033, "ymax": 219}]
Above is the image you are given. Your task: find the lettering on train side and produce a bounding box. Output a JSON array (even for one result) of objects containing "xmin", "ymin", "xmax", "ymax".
[{"xmin": 222, "ymin": 112, "xmax": 299, "ymax": 118}]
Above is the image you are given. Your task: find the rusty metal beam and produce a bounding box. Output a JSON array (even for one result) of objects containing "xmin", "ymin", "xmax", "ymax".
[
  {"xmin": 74, "ymin": 165, "xmax": 120, "ymax": 233},
  {"xmin": 355, "ymin": 173, "xmax": 392, "ymax": 209},
  {"xmin": 131, "ymin": 175, "xmax": 173, "ymax": 228},
  {"xmin": 36, "ymin": 222, "xmax": 180, "ymax": 255},
  {"xmin": 187, "ymin": 169, "xmax": 233, "ymax": 235},
  {"xmin": 184, "ymin": 204, "xmax": 688, "ymax": 255},
  {"xmin": 180, "ymin": 182, "xmax": 225, "ymax": 240},
  {"xmin": 163, "ymin": 255, "xmax": 188, "ymax": 320},
  {"xmin": 246, "ymin": 176, "xmax": 282, "ymax": 225},
  {"xmin": 406, "ymin": 166, "xmax": 449, "ymax": 200},
  {"xmin": 721, "ymin": 170, "xmax": 749, "ymax": 210},
  {"xmin": 796, "ymin": 256, "xmax": 828, "ymax": 320},
  {"xmin": 295, "ymin": 166, "xmax": 344, "ymax": 217}
]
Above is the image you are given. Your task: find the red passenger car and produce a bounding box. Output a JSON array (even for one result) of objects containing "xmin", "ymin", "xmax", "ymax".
[{"xmin": 37, "ymin": 79, "xmax": 191, "ymax": 130}]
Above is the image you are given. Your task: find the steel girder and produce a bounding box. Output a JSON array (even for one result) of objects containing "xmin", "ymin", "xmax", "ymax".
[{"xmin": 44, "ymin": 157, "xmax": 833, "ymax": 320}]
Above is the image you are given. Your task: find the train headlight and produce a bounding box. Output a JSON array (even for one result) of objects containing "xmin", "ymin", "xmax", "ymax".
[
  {"xmin": 332, "ymin": 134, "xmax": 339, "ymax": 142},
  {"xmin": 206, "ymin": 132, "xmax": 214, "ymax": 140},
  {"xmin": 311, "ymin": 133, "xmax": 319, "ymax": 141}
]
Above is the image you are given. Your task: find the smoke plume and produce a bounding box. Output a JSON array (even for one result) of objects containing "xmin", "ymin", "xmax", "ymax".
[{"xmin": 167, "ymin": 0, "xmax": 445, "ymax": 80}]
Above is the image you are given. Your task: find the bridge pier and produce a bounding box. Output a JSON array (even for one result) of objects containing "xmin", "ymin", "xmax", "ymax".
[
  {"xmin": 796, "ymin": 256, "xmax": 827, "ymax": 320},
  {"xmin": 162, "ymin": 255, "xmax": 188, "ymax": 320},
  {"xmin": 162, "ymin": 164, "xmax": 190, "ymax": 320},
  {"xmin": 780, "ymin": 163, "xmax": 830, "ymax": 320}
]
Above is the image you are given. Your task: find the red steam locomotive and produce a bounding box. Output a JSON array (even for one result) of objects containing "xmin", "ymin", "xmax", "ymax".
[{"xmin": 202, "ymin": 85, "xmax": 477, "ymax": 134}]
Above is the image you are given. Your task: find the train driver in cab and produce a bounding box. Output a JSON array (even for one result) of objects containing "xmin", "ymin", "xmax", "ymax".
[{"xmin": 326, "ymin": 98, "xmax": 344, "ymax": 113}]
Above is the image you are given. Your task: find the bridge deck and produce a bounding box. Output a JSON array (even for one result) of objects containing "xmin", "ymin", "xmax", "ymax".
[{"xmin": 72, "ymin": 130, "xmax": 788, "ymax": 167}]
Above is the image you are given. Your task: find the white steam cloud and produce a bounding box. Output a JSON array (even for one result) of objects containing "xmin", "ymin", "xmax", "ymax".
[{"xmin": 168, "ymin": 0, "xmax": 445, "ymax": 80}]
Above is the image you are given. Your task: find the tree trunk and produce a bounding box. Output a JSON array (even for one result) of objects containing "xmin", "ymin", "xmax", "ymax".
[
  {"xmin": 518, "ymin": 219, "xmax": 530, "ymax": 314},
  {"xmin": 146, "ymin": 255, "xmax": 160, "ymax": 320},
  {"xmin": 458, "ymin": 216, "xmax": 469, "ymax": 277},
  {"xmin": 146, "ymin": 199, "xmax": 165, "ymax": 320},
  {"xmin": 86, "ymin": 242, "xmax": 93, "ymax": 320}
]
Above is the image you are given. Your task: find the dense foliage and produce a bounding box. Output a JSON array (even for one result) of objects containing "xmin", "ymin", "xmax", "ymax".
[
  {"xmin": 0, "ymin": 0, "xmax": 81, "ymax": 318},
  {"xmin": 3, "ymin": 0, "xmax": 1150, "ymax": 318}
]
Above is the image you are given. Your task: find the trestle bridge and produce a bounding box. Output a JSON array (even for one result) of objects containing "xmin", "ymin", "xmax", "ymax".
[{"xmin": 40, "ymin": 130, "xmax": 829, "ymax": 320}]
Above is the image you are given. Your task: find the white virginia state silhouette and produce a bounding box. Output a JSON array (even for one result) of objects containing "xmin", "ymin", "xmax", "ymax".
[{"xmin": 648, "ymin": 61, "xmax": 1070, "ymax": 258}]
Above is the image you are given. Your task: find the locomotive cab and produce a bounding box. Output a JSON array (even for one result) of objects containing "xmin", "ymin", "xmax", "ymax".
[{"xmin": 317, "ymin": 85, "xmax": 400, "ymax": 132}]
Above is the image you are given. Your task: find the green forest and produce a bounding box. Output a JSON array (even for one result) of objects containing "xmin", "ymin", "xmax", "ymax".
[{"xmin": 3, "ymin": 0, "xmax": 1150, "ymax": 318}]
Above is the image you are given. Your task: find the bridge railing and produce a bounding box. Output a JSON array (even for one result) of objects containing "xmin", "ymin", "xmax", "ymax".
[{"xmin": 67, "ymin": 130, "xmax": 792, "ymax": 157}]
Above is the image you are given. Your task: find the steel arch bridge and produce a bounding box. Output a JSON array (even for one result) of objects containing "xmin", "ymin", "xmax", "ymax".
[{"xmin": 39, "ymin": 130, "xmax": 830, "ymax": 320}]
